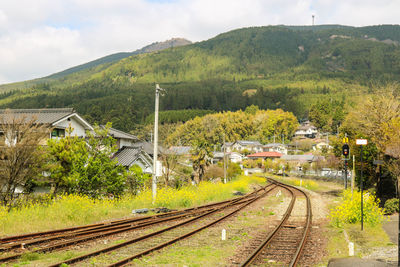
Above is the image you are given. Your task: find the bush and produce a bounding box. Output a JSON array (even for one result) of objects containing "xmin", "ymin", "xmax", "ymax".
[
  {"xmin": 384, "ymin": 198, "xmax": 399, "ymax": 215},
  {"xmin": 329, "ymin": 190, "xmax": 386, "ymax": 227},
  {"xmin": 203, "ymin": 165, "xmax": 224, "ymax": 180}
]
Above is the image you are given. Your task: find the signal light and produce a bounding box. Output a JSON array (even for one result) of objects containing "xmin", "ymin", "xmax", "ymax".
[{"xmin": 342, "ymin": 144, "xmax": 349, "ymax": 156}]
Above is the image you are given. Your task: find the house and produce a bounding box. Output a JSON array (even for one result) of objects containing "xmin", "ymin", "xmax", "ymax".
[
  {"xmin": 226, "ymin": 140, "xmax": 263, "ymax": 153},
  {"xmin": 212, "ymin": 151, "xmax": 243, "ymax": 164},
  {"xmin": 221, "ymin": 142, "xmax": 233, "ymax": 152},
  {"xmin": 281, "ymin": 154, "xmax": 319, "ymax": 163},
  {"xmin": 112, "ymin": 146, "xmax": 153, "ymax": 174},
  {"xmin": 294, "ymin": 122, "xmax": 318, "ymax": 138},
  {"xmin": 102, "ymin": 126, "xmax": 138, "ymax": 149},
  {"xmin": 247, "ymin": 151, "xmax": 282, "ymax": 160},
  {"xmin": 0, "ymin": 108, "xmax": 93, "ymax": 140},
  {"xmin": 263, "ymin": 143, "xmax": 288, "ymax": 155},
  {"xmin": 0, "ymin": 109, "xmax": 155, "ymax": 174},
  {"xmin": 169, "ymin": 146, "xmax": 191, "ymax": 156},
  {"xmin": 168, "ymin": 146, "xmax": 192, "ymax": 163},
  {"xmin": 313, "ymin": 141, "xmax": 333, "ymax": 151}
]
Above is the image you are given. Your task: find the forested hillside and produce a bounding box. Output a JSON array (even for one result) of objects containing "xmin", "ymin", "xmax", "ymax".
[{"xmin": 1, "ymin": 25, "xmax": 399, "ymax": 132}]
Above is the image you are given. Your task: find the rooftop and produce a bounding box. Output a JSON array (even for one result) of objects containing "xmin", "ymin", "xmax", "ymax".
[
  {"xmin": 0, "ymin": 108, "xmax": 74, "ymax": 124},
  {"xmin": 236, "ymin": 140, "xmax": 262, "ymax": 146},
  {"xmin": 102, "ymin": 126, "xmax": 138, "ymax": 141},
  {"xmin": 112, "ymin": 146, "xmax": 143, "ymax": 167},
  {"xmin": 247, "ymin": 151, "xmax": 282, "ymax": 158}
]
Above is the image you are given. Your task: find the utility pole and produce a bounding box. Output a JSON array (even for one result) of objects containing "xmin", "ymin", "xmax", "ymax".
[
  {"xmin": 152, "ymin": 84, "xmax": 164, "ymax": 204},
  {"xmin": 223, "ymin": 134, "xmax": 227, "ymax": 184},
  {"xmin": 352, "ymin": 155, "xmax": 355, "ymax": 195}
]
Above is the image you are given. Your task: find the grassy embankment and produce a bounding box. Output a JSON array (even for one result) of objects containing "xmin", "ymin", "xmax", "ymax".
[{"xmin": 0, "ymin": 175, "xmax": 265, "ymax": 237}]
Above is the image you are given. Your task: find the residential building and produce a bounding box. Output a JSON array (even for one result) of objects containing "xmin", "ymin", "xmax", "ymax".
[
  {"xmin": 294, "ymin": 121, "xmax": 318, "ymax": 138},
  {"xmin": 313, "ymin": 141, "xmax": 333, "ymax": 151},
  {"xmin": 226, "ymin": 140, "xmax": 263, "ymax": 153},
  {"xmin": 0, "ymin": 108, "xmax": 93, "ymax": 140},
  {"xmin": 263, "ymin": 143, "xmax": 288, "ymax": 155},
  {"xmin": 102, "ymin": 126, "xmax": 138, "ymax": 149},
  {"xmin": 212, "ymin": 151, "xmax": 243, "ymax": 164},
  {"xmin": 247, "ymin": 151, "xmax": 282, "ymax": 160},
  {"xmin": 168, "ymin": 146, "xmax": 192, "ymax": 163},
  {"xmin": 112, "ymin": 146, "xmax": 153, "ymax": 174}
]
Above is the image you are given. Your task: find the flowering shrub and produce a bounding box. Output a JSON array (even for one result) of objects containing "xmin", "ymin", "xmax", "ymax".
[
  {"xmin": 329, "ymin": 190, "xmax": 386, "ymax": 227},
  {"xmin": 384, "ymin": 198, "xmax": 399, "ymax": 215}
]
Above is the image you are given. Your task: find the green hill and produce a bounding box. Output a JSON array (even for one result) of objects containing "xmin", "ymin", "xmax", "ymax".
[
  {"xmin": 1, "ymin": 25, "xmax": 399, "ymax": 131},
  {"xmin": 0, "ymin": 38, "xmax": 191, "ymax": 91}
]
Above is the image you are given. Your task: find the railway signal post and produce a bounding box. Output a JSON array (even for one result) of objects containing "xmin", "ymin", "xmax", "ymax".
[{"xmin": 342, "ymin": 136, "xmax": 350, "ymax": 189}]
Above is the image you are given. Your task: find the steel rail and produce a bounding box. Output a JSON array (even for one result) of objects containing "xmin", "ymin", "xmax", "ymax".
[
  {"xmin": 0, "ymin": 187, "xmax": 263, "ymax": 248},
  {"xmin": 0, "ymin": 191, "xmax": 256, "ymax": 245},
  {"xmin": 0, "ymin": 185, "xmax": 271, "ymax": 264},
  {"xmin": 289, "ymin": 183, "xmax": 312, "ymax": 267},
  {"xmin": 239, "ymin": 178, "xmax": 312, "ymax": 267},
  {"xmin": 49, "ymin": 185, "xmax": 276, "ymax": 267},
  {"xmin": 240, "ymin": 180, "xmax": 296, "ymax": 267},
  {"xmin": 106, "ymin": 185, "xmax": 277, "ymax": 267}
]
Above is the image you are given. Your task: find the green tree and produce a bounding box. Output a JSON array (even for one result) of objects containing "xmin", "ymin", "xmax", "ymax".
[
  {"xmin": 46, "ymin": 127, "xmax": 88, "ymax": 194},
  {"xmin": 126, "ymin": 165, "xmax": 151, "ymax": 195},
  {"xmin": 191, "ymin": 139, "xmax": 212, "ymax": 182},
  {"xmin": 46, "ymin": 123, "xmax": 127, "ymax": 197}
]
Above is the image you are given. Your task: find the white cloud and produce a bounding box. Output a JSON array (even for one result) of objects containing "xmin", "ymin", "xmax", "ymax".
[{"xmin": 0, "ymin": 0, "xmax": 399, "ymax": 84}]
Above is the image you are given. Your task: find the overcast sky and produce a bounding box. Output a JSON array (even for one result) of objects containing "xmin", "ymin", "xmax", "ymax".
[{"xmin": 0, "ymin": 0, "xmax": 399, "ymax": 84}]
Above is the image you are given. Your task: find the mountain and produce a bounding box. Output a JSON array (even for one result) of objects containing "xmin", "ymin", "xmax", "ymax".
[
  {"xmin": 1, "ymin": 25, "xmax": 399, "ymax": 131},
  {"xmin": 0, "ymin": 38, "xmax": 191, "ymax": 91}
]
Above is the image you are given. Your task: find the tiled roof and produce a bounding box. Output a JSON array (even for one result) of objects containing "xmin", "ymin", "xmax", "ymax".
[
  {"xmin": 0, "ymin": 108, "xmax": 74, "ymax": 124},
  {"xmin": 263, "ymin": 143, "xmax": 286, "ymax": 148},
  {"xmin": 112, "ymin": 146, "xmax": 142, "ymax": 167},
  {"xmin": 236, "ymin": 140, "xmax": 262, "ymax": 146},
  {"xmin": 247, "ymin": 152, "xmax": 282, "ymax": 158},
  {"xmin": 102, "ymin": 126, "xmax": 138, "ymax": 141},
  {"xmin": 132, "ymin": 141, "xmax": 165, "ymax": 155},
  {"xmin": 281, "ymin": 154, "xmax": 316, "ymax": 161}
]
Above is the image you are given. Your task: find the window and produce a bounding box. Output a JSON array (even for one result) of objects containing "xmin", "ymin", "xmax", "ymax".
[{"xmin": 51, "ymin": 128, "xmax": 65, "ymax": 138}]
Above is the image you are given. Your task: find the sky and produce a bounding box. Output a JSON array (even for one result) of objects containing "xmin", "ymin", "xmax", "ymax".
[{"xmin": 0, "ymin": 0, "xmax": 399, "ymax": 84}]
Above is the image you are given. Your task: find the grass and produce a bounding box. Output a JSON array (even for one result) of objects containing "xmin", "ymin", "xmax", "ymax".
[
  {"xmin": 0, "ymin": 175, "xmax": 266, "ymax": 237},
  {"xmin": 127, "ymin": 192, "xmax": 284, "ymax": 266},
  {"xmin": 271, "ymin": 175, "xmax": 319, "ymax": 191},
  {"xmin": 346, "ymin": 224, "xmax": 394, "ymax": 254}
]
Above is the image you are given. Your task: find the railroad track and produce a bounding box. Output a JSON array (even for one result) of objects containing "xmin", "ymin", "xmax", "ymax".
[
  {"xmin": 0, "ymin": 183, "xmax": 275, "ymax": 265},
  {"xmin": 1, "ymin": 178, "xmax": 312, "ymax": 266},
  {"xmin": 238, "ymin": 178, "xmax": 312, "ymax": 267}
]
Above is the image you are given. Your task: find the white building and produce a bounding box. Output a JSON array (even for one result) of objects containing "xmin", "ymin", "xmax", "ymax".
[
  {"xmin": 0, "ymin": 108, "xmax": 93, "ymax": 139},
  {"xmin": 294, "ymin": 121, "xmax": 318, "ymax": 138},
  {"xmin": 263, "ymin": 143, "xmax": 288, "ymax": 155},
  {"xmin": 225, "ymin": 140, "xmax": 263, "ymax": 153}
]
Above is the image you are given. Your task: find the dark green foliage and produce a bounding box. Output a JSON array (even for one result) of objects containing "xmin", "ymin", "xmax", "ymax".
[
  {"xmin": 46, "ymin": 124, "xmax": 127, "ymax": 198},
  {"xmin": 309, "ymin": 98, "xmax": 346, "ymax": 132},
  {"xmin": 384, "ymin": 198, "xmax": 399, "ymax": 214},
  {"xmin": 145, "ymin": 109, "xmax": 215, "ymax": 124}
]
